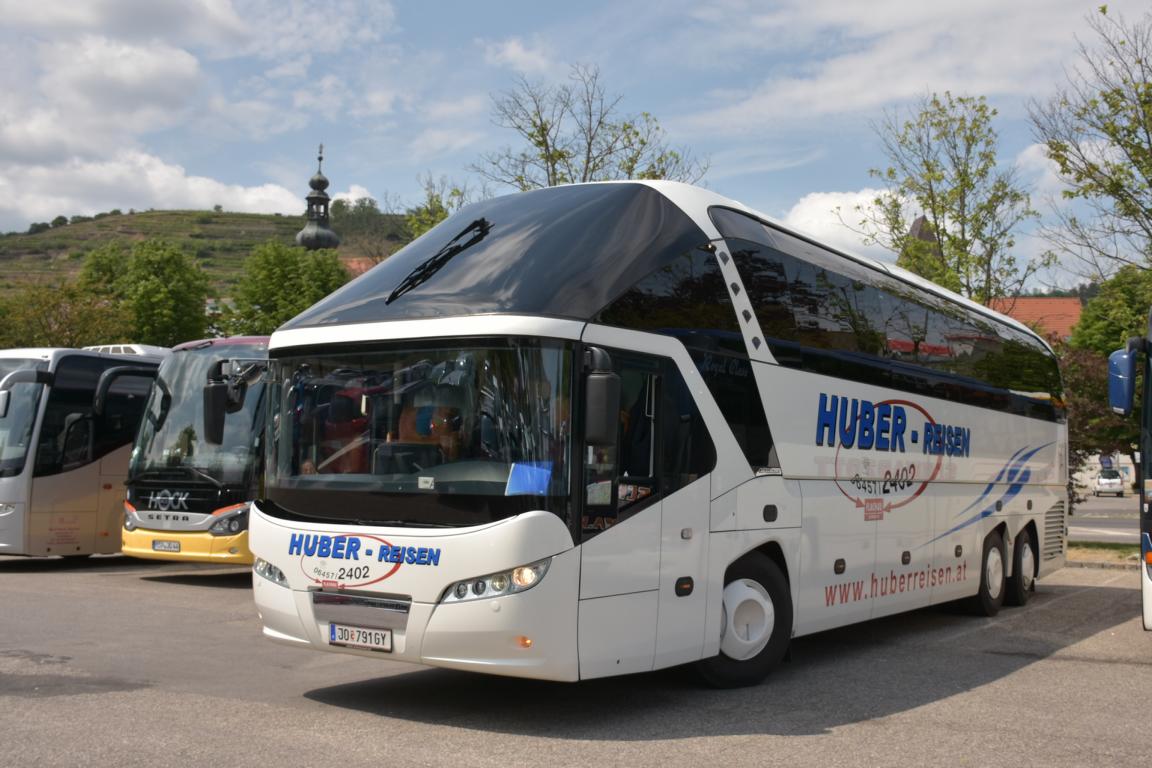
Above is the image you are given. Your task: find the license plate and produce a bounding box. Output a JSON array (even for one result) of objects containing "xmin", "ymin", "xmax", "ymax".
[
  {"xmin": 328, "ymin": 623, "xmax": 392, "ymax": 652},
  {"xmin": 152, "ymin": 540, "xmax": 180, "ymax": 552}
]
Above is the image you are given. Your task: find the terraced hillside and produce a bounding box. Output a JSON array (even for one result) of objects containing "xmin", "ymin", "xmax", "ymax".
[{"xmin": 0, "ymin": 209, "xmax": 406, "ymax": 299}]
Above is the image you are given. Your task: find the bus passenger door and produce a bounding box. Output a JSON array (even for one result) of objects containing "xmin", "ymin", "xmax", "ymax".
[
  {"xmin": 796, "ymin": 482, "xmax": 876, "ymax": 634},
  {"xmin": 578, "ymin": 358, "xmax": 662, "ymax": 679}
]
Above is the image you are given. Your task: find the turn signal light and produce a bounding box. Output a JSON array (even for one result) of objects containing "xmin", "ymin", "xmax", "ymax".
[
  {"xmin": 1145, "ymin": 551, "xmax": 1152, "ymax": 566},
  {"xmin": 516, "ymin": 635, "xmax": 533, "ymax": 649}
]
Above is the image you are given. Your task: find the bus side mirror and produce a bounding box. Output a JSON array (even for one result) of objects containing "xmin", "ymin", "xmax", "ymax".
[
  {"xmin": 0, "ymin": 368, "xmax": 53, "ymax": 419},
  {"xmin": 204, "ymin": 381, "xmax": 229, "ymax": 445},
  {"xmin": 203, "ymin": 359, "xmax": 264, "ymax": 445},
  {"xmin": 1109, "ymin": 346, "xmax": 1138, "ymax": 416},
  {"xmin": 584, "ymin": 347, "xmax": 620, "ymax": 447}
]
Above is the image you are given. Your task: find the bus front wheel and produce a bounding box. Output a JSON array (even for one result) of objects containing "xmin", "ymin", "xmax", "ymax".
[
  {"xmin": 696, "ymin": 552, "xmax": 791, "ymax": 688},
  {"xmin": 967, "ymin": 531, "xmax": 1006, "ymax": 617}
]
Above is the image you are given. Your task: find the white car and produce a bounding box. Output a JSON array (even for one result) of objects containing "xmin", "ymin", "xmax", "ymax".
[{"xmin": 1093, "ymin": 469, "xmax": 1124, "ymax": 497}]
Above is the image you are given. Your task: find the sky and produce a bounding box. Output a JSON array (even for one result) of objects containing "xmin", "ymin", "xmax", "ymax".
[{"xmin": 0, "ymin": 0, "xmax": 1145, "ymax": 287}]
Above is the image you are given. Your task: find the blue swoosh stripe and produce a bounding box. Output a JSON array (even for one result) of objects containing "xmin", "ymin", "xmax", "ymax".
[{"xmin": 925, "ymin": 442, "xmax": 1053, "ymax": 547}]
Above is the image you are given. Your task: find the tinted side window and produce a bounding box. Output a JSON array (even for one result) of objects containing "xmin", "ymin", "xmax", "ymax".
[
  {"xmin": 689, "ymin": 350, "xmax": 775, "ymax": 470},
  {"xmin": 597, "ymin": 249, "xmax": 745, "ymax": 356},
  {"xmin": 712, "ymin": 206, "xmax": 1062, "ymax": 417},
  {"xmin": 34, "ymin": 357, "xmax": 151, "ymax": 477}
]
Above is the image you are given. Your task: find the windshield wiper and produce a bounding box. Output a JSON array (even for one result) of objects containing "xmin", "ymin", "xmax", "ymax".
[{"xmin": 385, "ymin": 218, "xmax": 491, "ymax": 305}]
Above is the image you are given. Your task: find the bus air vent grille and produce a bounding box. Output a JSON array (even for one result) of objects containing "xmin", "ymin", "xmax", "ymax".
[{"xmin": 1042, "ymin": 501, "xmax": 1066, "ymax": 561}]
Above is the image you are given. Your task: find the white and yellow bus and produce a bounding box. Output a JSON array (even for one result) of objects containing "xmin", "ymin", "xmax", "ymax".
[
  {"xmin": 122, "ymin": 336, "xmax": 269, "ymax": 564},
  {"xmin": 219, "ymin": 181, "xmax": 1066, "ymax": 686}
]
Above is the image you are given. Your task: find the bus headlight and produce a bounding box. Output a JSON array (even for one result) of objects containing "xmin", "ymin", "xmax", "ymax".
[
  {"xmin": 440, "ymin": 558, "xmax": 551, "ymax": 603},
  {"xmin": 253, "ymin": 558, "xmax": 288, "ymax": 587},
  {"xmin": 209, "ymin": 505, "xmax": 250, "ymax": 536}
]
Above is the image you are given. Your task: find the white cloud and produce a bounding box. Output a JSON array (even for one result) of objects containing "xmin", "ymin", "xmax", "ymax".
[
  {"xmin": 780, "ymin": 188, "xmax": 894, "ymax": 262},
  {"xmin": 332, "ymin": 184, "xmax": 375, "ymax": 204},
  {"xmin": 266, "ymin": 55, "xmax": 311, "ymax": 79},
  {"xmin": 683, "ymin": 0, "xmax": 1150, "ymax": 134},
  {"xmin": 706, "ymin": 146, "xmax": 826, "ymax": 181},
  {"xmin": 1015, "ymin": 143, "xmax": 1068, "ymax": 203},
  {"xmin": 291, "ymin": 74, "xmax": 348, "ymax": 114},
  {"xmin": 230, "ymin": 0, "xmax": 396, "ymax": 59},
  {"xmin": 0, "ymin": 0, "xmax": 247, "ymax": 48},
  {"xmin": 0, "ymin": 151, "xmax": 302, "ymax": 229},
  {"xmin": 479, "ymin": 36, "xmax": 557, "ymax": 76},
  {"xmin": 203, "ymin": 94, "xmax": 308, "ymax": 141},
  {"xmin": 39, "ymin": 36, "xmax": 201, "ymax": 126},
  {"xmin": 407, "ymin": 129, "xmax": 485, "ymax": 163},
  {"xmin": 423, "ymin": 95, "xmax": 488, "ymax": 123}
]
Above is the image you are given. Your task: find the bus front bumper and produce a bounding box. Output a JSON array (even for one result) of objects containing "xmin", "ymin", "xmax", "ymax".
[
  {"xmin": 253, "ymin": 547, "xmax": 580, "ymax": 681},
  {"xmin": 122, "ymin": 527, "xmax": 253, "ymax": 564}
]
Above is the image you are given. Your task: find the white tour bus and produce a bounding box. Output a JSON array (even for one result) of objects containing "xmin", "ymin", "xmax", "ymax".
[
  {"xmin": 1106, "ymin": 314, "xmax": 1152, "ymax": 630},
  {"xmin": 0, "ymin": 347, "xmax": 163, "ymax": 557},
  {"xmin": 228, "ymin": 181, "xmax": 1067, "ymax": 686}
]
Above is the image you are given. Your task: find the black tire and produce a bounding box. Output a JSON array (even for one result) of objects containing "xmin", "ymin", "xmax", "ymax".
[
  {"xmin": 967, "ymin": 531, "xmax": 1006, "ymax": 616},
  {"xmin": 696, "ymin": 552, "xmax": 792, "ymax": 688},
  {"xmin": 1004, "ymin": 527, "xmax": 1035, "ymax": 607}
]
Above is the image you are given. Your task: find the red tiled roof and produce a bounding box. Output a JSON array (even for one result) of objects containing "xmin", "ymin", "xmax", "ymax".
[{"xmin": 986, "ymin": 297, "xmax": 1082, "ymax": 340}]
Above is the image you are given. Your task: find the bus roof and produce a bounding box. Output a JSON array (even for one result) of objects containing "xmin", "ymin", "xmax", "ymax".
[
  {"xmin": 171, "ymin": 336, "xmax": 270, "ymax": 353},
  {"xmin": 275, "ymin": 181, "xmax": 1049, "ymax": 354},
  {"xmin": 0, "ymin": 348, "xmax": 164, "ymax": 364}
]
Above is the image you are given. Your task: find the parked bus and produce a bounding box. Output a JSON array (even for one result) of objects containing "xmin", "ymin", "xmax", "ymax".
[
  {"xmin": 221, "ymin": 181, "xmax": 1066, "ymax": 686},
  {"xmin": 122, "ymin": 337, "xmax": 269, "ymax": 564},
  {"xmin": 0, "ymin": 347, "xmax": 163, "ymax": 557},
  {"xmin": 1106, "ymin": 318, "xmax": 1152, "ymax": 630}
]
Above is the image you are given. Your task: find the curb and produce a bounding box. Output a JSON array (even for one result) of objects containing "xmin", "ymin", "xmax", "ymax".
[{"xmin": 1063, "ymin": 560, "xmax": 1140, "ymax": 571}]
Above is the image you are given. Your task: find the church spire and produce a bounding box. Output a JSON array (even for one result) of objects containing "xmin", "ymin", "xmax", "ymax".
[{"xmin": 295, "ymin": 144, "xmax": 340, "ymax": 250}]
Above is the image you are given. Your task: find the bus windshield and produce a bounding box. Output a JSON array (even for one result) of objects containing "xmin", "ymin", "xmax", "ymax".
[
  {"xmin": 0, "ymin": 358, "xmax": 45, "ymax": 479},
  {"xmin": 265, "ymin": 340, "xmax": 573, "ymax": 527},
  {"xmin": 130, "ymin": 344, "xmax": 266, "ymax": 488}
]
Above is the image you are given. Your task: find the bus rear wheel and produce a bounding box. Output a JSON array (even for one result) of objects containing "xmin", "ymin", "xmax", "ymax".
[
  {"xmin": 696, "ymin": 552, "xmax": 791, "ymax": 688},
  {"xmin": 967, "ymin": 531, "xmax": 1006, "ymax": 617},
  {"xmin": 1005, "ymin": 528, "xmax": 1035, "ymax": 607}
]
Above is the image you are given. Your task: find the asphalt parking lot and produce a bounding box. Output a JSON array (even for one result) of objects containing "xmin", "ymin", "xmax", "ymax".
[{"xmin": 0, "ymin": 556, "xmax": 1149, "ymax": 768}]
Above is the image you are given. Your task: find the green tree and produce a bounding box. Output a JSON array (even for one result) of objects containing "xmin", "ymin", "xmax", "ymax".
[
  {"xmin": 1069, "ymin": 264, "xmax": 1152, "ymax": 355},
  {"xmin": 472, "ymin": 63, "xmax": 707, "ymax": 191},
  {"xmin": 849, "ymin": 92, "xmax": 1043, "ymax": 303},
  {"xmin": 120, "ymin": 240, "xmax": 210, "ymax": 345},
  {"xmin": 1058, "ymin": 342, "xmax": 1139, "ymax": 505},
  {"xmin": 330, "ymin": 196, "xmax": 405, "ymax": 264},
  {"xmin": 0, "ymin": 280, "xmax": 131, "ymax": 348},
  {"xmin": 404, "ymin": 174, "xmax": 472, "ymax": 239},
  {"xmin": 1030, "ymin": 9, "xmax": 1152, "ymax": 274},
  {"xmin": 223, "ymin": 241, "xmax": 349, "ymax": 335},
  {"xmin": 78, "ymin": 239, "xmax": 209, "ymax": 346}
]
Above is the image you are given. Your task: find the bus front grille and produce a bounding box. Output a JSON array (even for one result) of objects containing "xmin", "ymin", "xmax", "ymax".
[{"xmin": 311, "ymin": 591, "xmax": 411, "ymax": 631}]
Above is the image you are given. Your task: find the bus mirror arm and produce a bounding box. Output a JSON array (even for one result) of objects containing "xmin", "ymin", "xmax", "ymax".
[
  {"xmin": 203, "ymin": 359, "xmax": 267, "ymax": 444},
  {"xmin": 584, "ymin": 347, "xmax": 620, "ymax": 447},
  {"xmin": 0, "ymin": 368, "xmax": 53, "ymax": 419},
  {"xmin": 93, "ymin": 366, "xmax": 158, "ymax": 417}
]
